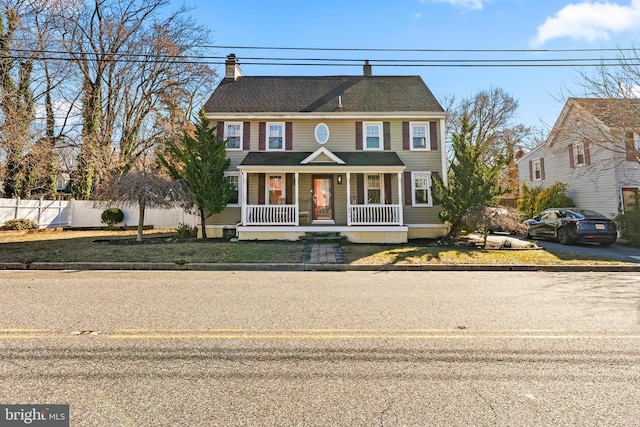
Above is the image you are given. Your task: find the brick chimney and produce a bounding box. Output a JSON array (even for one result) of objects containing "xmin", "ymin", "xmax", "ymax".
[
  {"xmin": 225, "ymin": 54, "xmax": 242, "ymax": 80},
  {"xmin": 363, "ymin": 60, "xmax": 372, "ymax": 77}
]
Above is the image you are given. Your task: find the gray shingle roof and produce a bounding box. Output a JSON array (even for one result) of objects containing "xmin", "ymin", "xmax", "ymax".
[
  {"xmin": 239, "ymin": 151, "xmax": 405, "ymax": 167},
  {"xmin": 205, "ymin": 76, "xmax": 443, "ymax": 113}
]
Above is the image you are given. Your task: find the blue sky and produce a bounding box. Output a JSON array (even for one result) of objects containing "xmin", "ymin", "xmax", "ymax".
[{"xmin": 179, "ymin": 0, "xmax": 640, "ymax": 135}]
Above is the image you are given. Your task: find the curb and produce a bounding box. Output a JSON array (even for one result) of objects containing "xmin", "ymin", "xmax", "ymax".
[{"xmin": 1, "ymin": 262, "xmax": 639, "ymax": 272}]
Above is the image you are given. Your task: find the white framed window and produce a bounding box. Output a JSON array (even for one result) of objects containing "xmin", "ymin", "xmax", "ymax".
[
  {"xmin": 533, "ymin": 159, "xmax": 542, "ymax": 180},
  {"xmin": 224, "ymin": 122, "xmax": 242, "ymax": 150},
  {"xmin": 364, "ymin": 122, "xmax": 382, "ymax": 150},
  {"xmin": 410, "ymin": 122, "xmax": 429, "ymax": 150},
  {"xmin": 635, "ymin": 133, "xmax": 640, "ymax": 152},
  {"xmin": 267, "ymin": 123, "xmax": 284, "ymax": 151},
  {"xmin": 412, "ymin": 172, "xmax": 432, "ymax": 207},
  {"xmin": 225, "ymin": 173, "xmax": 240, "ymax": 206},
  {"xmin": 267, "ymin": 174, "xmax": 285, "ymax": 205},
  {"xmin": 575, "ymin": 142, "xmax": 585, "ymax": 166},
  {"xmin": 366, "ymin": 174, "xmax": 382, "ymax": 204}
]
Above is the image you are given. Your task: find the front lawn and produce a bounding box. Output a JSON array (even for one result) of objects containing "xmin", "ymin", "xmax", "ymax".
[{"xmin": 0, "ymin": 229, "xmax": 632, "ymax": 265}]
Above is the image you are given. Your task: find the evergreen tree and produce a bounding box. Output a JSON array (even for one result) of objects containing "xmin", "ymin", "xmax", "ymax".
[
  {"xmin": 434, "ymin": 114, "xmax": 509, "ymax": 238},
  {"xmin": 157, "ymin": 109, "xmax": 232, "ymax": 239}
]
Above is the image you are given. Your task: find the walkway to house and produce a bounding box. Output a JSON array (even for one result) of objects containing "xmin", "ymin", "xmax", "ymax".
[{"xmin": 302, "ymin": 243, "xmax": 344, "ymax": 264}]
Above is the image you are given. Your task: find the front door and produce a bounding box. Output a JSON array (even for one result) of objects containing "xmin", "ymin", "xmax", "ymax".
[{"xmin": 312, "ymin": 175, "xmax": 333, "ymax": 221}]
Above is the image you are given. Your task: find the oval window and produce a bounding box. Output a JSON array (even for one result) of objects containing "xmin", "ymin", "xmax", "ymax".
[{"xmin": 315, "ymin": 123, "xmax": 330, "ymax": 144}]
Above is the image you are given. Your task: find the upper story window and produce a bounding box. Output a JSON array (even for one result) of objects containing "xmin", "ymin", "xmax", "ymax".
[
  {"xmin": 533, "ymin": 159, "xmax": 542, "ymax": 180},
  {"xmin": 411, "ymin": 123, "xmax": 429, "ymax": 150},
  {"xmin": 364, "ymin": 122, "xmax": 382, "ymax": 150},
  {"xmin": 225, "ymin": 122, "xmax": 242, "ymax": 150},
  {"xmin": 267, "ymin": 123, "xmax": 284, "ymax": 151},
  {"xmin": 634, "ymin": 133, "xmax": 640, "ymax": 152},
  {"xmin": 575, "ymin": 142, "xmax": 585, "ymax": 166}
]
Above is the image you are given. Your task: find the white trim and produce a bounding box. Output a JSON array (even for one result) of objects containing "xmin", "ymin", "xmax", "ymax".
[
  {"xmin": 314, "ymin": 123, "xmax": 330, "ymax": 144},
  {"xmin": 237, "ymin": 165, "xmax": 405, "ymax": 173},
  {"xmin": 363, "ymin": 122, "xmax": 383, "ymax": 151},
  {"xmin": 224, "ymin": 122, "xmax": 243, "ymax": 151},
  {"xmin": 224, "ymin": 172, "xmax": 242, "ymax": 207},
  {"xmin": 365, "ymin": 173, "xmax": 383, "ymax": 204},
  {"xmin": 532, "ymin": 159, "xmax": 542, "ymax": 180},
  {"xmin": 409, "ymin": 122, "xmax": 430, "ymax": 151},
  {"xmin": 266, "ymin": 122, "xmax": 285, "ymax": 151},
  {"xmin": 301, "ymin": 147, "xmax": 345, "ymax": 165},
  {"xmin": 237, "ymin": 225, "xmax": 409, "ymax": 232},
  {"xmin": 574, "ymin": 141, "xmax": 585, "ymax": 167},
  {"xmin": 411, "ymin": 171, "xmax": 433, "ymax": 207},
  {"xmin": 207, "ymin": 112, "xmax": 447, "ymax": 120},
  {"xmin": 266, "ymin": 174, "xmax": 286, "ymax": 205}
]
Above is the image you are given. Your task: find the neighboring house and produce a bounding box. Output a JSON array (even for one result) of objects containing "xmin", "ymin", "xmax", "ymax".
[
  {"xmin": 202, "ymin": 54, "xmax": 448, "ymax": 243},
  {"xmin": 518, "ymin": 98, "xmax": 640, "ymax": 218}
]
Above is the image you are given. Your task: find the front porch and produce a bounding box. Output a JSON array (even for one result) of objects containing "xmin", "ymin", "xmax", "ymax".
[{"xmin": 231, "ymin": 149, "xmax": 417, "ymax": 243}]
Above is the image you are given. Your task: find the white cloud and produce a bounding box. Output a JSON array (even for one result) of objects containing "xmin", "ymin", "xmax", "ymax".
[
  {"xmin": 425, "ymin": 0, "xmax": 484, "ymax": 11},
  {"xmin": 532, "ymin": 0, "xmax": 640, "ymax": 46}
]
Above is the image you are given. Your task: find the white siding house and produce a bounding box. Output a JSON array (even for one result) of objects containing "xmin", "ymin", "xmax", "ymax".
[{"xmin": 519, "ymin": 98, "xmax": 640, "ymax": 218}]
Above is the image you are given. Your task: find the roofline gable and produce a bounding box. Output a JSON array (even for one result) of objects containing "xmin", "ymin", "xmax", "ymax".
[{"xmin": 301, "ymin": 147, "xmax": 345, "ymax": 165}]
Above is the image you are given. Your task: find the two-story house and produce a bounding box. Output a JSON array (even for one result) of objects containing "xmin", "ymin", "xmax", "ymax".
[
  {"xmin": 202, "ymin": 54, "xmax": 448, "ymax": 243},
  {"xmin": 518, "ymin": 97, "xmax": 640, "ymax": 218}
]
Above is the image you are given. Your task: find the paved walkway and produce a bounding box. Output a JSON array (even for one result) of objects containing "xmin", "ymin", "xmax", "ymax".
[{"xmin": 302, "ymin": 243, "xmax": 344, "ymax": 264}]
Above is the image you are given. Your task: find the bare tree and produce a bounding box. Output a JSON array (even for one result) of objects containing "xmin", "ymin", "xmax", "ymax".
[
  {"xmin": 53, "ymin": 0, "xmax": 216, "ymax": 199},
  {"xmin": 447, "ymin": 88, "xmax": 536, "ymax": 196}
]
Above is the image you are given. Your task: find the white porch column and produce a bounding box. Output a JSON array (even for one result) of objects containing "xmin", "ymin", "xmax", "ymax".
[
  {"xmin": 241, "ymin": 171, "xmax": 247, "ymax": 225},
  {"xmin": 397, "ymin": 172, "xmax": 404, "ymax": 225},
  {"xmin": 295, "ymin": 172, "xmax": 300, "ymax": 226},
  {"xmin": 346, "ymin": 172, "xmax": 352, "ymax": 226}
]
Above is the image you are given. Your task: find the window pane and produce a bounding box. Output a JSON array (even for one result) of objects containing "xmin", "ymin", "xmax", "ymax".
[
  {"xmin": 367, "ymin": 175, "xmax": 381, "ymax": 203},
  {"xmin": 268, "ymin": 124, "xmax": 283, "ymax": 149},
  {"xmin": 366, "ymin": 124, "xmax": 380, "ymax": 149},
  {"xmin": 413, "ymin": 173, "xmax": 430, "ymax": 205},
  {"xmin": 269, "ymin": 175, "xmax": 283, "ymax": 204},
  {"xmin": 576, "ymin": 144, "xmax": 585, "ymax": 165},
  {"xmin": 226, "ymin": 124, "xmax": 241, "ymax": 149},
  {"xmin": 415, "ymin": 189, "xmax": 428, "ymax": 204},
  {"xmin": 412, "ymin": 125, "xmax": 427, "ymax": 149},
  {"xmin": 227, "ymin": 176, "xmax": 239, "ymax": 204}
]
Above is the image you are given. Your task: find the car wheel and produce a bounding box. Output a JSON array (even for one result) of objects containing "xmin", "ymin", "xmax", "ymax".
[
  {"xmin": 600, "ymin": 240, "xmax": 615, "ymax": 247},
  {"xmin": 557, "ymin": 227, "xmax": 571, "ymax": 245}
]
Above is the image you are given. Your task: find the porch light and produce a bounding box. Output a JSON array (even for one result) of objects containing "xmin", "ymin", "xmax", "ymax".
[{"xmin": 337, "ymin": 175, "xmax": 342, "ymax": 185}]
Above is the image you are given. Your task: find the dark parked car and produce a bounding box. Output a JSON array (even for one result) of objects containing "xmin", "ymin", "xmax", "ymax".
[{"xmin": 524, "ymin": 208, "xmax": 617, "ymax": 246}]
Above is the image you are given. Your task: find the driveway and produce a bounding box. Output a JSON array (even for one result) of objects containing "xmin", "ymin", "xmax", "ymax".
[{"xmin": 524, "ymin": 236, "xmax": 640, "ymax": 263}]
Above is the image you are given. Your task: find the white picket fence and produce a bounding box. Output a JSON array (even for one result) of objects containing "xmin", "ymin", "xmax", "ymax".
[{"xmin": 0, "ymin": 198, "xmax": 198, "ymax": 229}]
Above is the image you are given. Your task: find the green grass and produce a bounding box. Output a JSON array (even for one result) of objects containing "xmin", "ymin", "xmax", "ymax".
[
  {"xmin": 0, "ymin": 229, "xmax": 633, "ymax": 265},
  {"xmin": 0, "ymin": 229, "xmax": 303, "ymax": 264}
]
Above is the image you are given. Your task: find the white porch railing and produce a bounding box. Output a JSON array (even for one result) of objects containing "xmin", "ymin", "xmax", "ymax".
[
  {"xmin": 245, "ymin": 204, "xmax": 297, "ymax": 225},
  {"xmin": 349, "ymin": 204, "xmax": 401, "ymax": 225}
]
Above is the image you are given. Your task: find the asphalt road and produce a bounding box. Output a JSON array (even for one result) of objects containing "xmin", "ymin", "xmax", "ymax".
[{"xmin": 1, "ymin": 271, "xmax": 639, "ymax": 426}]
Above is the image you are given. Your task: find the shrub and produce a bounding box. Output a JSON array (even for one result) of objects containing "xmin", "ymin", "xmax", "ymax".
[
  {"xmin": 1, "ymin": 218, "xmax": 39, "ymax": 230},
  {"xmin": 517, "ymin": 182, "xmax": 573, "ymax": 218},
  {"xmin": 100, "ymin": 208, "xmax": 124, "ymax": 227},
  {"xmin": 176, "ymin": 222, "xmax": 197, "ymax": 238},
  {"xmin": 462, "ymin": 206, "xmax": 528, "ymax": 247},
  {"xmin": 615, "ymin": 210, "xmax": 640, "ymax": 246}
]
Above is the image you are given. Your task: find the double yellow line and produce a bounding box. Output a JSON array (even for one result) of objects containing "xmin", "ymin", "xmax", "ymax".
[{"xmin": 3, "ymin": 328, "xmax": 640, "ymax": 340}]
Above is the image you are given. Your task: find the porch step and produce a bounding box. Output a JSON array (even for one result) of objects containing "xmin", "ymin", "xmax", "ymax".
[{"xmin": 299, "ymin": 232, "xmax": 347, "ymax": 243}]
